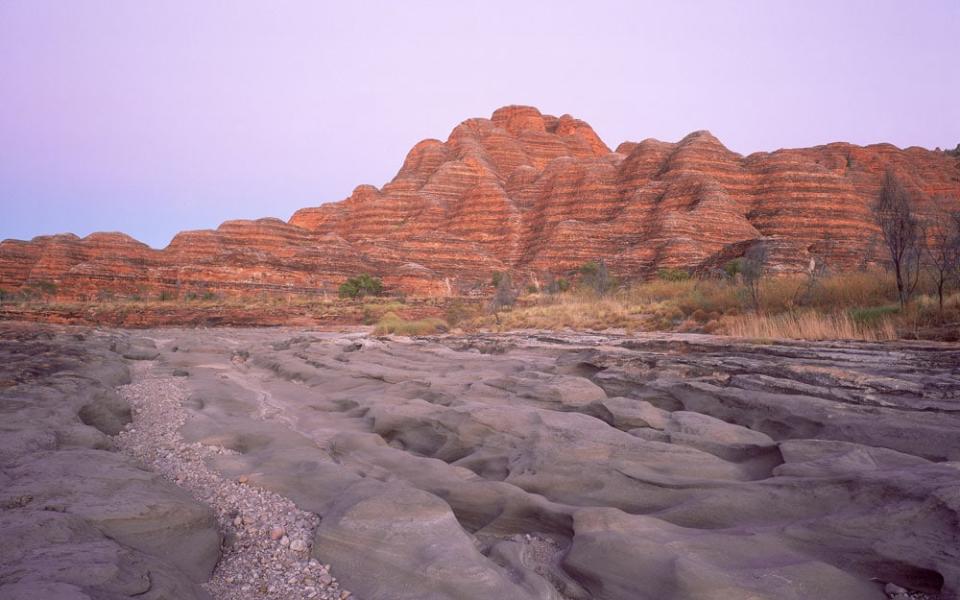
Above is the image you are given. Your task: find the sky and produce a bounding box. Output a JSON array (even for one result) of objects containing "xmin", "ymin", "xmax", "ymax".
[{"xmin": 1, "ymin": 1, "xmax": 958, "ymax": 249}]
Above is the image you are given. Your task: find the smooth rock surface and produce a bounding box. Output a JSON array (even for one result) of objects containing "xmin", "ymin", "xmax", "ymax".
[
  {"xmin": 150, "ymin": 327, "xmax": 959, "ymax": 599},
  {"xmin": 0, "ymin": 324, "xmax": 218, "ymax": 600},
  {"xmin": 3, "ymin": 324, "xmax": 959, "ymax": 600}
]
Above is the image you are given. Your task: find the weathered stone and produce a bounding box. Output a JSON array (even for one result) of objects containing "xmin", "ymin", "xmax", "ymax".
[{"xmin": 2, "ymin": 106, "xmax": 958, "ymax": 300}]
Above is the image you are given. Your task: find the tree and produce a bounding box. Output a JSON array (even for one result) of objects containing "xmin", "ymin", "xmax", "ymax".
[
  {"xmin": 792, "ymin": 234, "xmax": 835, "ymax": 307},
  {"xmin": 741, "ymin": 244, "xmax": 768, "ymax": 312},
  {"xmin": 873, "ymin": 171, "xmax": 921, "ymax": 308},
  {"xmin": 545, "ymin": 275, "xmax": 570, "ymax": 294},
  {"xmin": 488, "ymin": 271, "xmax": 517, "ymax": 323},
  {"xmin": 922, "ymin": 196, "xmax": 960, "ymax": 312},
  {"xmin": 579, "ymin": 259, "xmax": 612, "ymax": 295},
  {"xmin": 338, "ymin": 274, "xmax": 383, "ymax": 299}
]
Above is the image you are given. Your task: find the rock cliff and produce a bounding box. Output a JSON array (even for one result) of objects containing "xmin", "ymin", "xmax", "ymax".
[{"xmin": 3, "ymin": 105, "xmax": 959, "ymax": 299}]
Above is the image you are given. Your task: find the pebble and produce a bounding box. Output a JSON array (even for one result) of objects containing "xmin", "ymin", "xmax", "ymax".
[
  {"xmin": 885, "ymin": 583, "xmax": 908, "ymax": 595},
  {"xmin": 115, "ymin": 362, "xmax": 350, "ymax": 600}
]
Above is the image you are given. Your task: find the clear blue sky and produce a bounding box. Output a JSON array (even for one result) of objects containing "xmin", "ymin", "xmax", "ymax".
[{"xmin": 1, "ymin": 0, "xmax": 958, "ymax": 249}]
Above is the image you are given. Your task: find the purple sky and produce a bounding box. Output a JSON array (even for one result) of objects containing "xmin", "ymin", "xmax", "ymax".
[{"xmin": 1, "ymin": 1, "xmax": 958, "ymax": 249}]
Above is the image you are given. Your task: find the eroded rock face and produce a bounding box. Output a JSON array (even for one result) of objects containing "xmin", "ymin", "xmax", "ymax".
[
  {"xmin": 3, "ymin": 106, "xmax": 959, "ymax": 299},
  {"xmin": 132, "ymin": 327, "xmax": 960, "ymax": 599},
  {"xmin": 0, "ymin": 324, "xmax": 219, "ymax": 600}
]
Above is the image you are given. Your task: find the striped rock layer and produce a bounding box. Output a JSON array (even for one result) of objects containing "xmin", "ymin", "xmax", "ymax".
[{"xmin": 2, "ymin": 105, "xmax": 959, "ymax": 299}]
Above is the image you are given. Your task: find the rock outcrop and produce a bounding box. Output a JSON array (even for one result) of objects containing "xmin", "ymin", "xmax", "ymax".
[
  {"xmin": 3, "ymin": 105, "xmax": 959, "ymax": 299},
  {"xmin": 0, "ymin": 324, "xmax": 220, "ymax": 600},
  {"xmin": 145, "ymin": 328, "xmax": 960, "ymax": 599}
]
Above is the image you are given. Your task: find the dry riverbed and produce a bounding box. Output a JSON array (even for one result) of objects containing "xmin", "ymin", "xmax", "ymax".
[
  {"xmin": 1, "ymin": 323, "xmax": 959, "ymax": 600},
  {"xmin": 116, "ymin": 363, "xmax": 350, "ymax": 600}
]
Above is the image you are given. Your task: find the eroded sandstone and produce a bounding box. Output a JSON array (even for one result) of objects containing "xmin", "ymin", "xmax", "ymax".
[
  {"xmin": 2, "ymin": 325, "xmax": 958, "ymax": 599},
  {"xmin": 2, "ymin": 106, "xmax": 959, "ymax": 299}
]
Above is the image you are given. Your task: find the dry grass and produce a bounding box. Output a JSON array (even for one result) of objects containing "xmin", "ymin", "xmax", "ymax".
[
  {"xmin": 373, "ymin": 312, "xmax": 447, "ymax": 336},
  {"xmin": 722, "ymin": 311, "xmax": 897, "ymax": 341},
  {"xmin": 471, "ymin": 294, "xmax": 648, "ymax": 332},
  {"xmin": 465, "ymin": 269, "xmax": 956, "ymax": 341}
]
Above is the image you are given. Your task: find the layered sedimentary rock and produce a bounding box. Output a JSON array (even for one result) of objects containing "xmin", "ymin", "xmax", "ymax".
[{"xmin": 2, "ymin": 105, "xmax": 959, "ymax": 299}]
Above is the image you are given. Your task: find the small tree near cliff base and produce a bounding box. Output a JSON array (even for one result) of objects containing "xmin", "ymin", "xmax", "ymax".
[
  {"xmin": 579, "ymin": 259, "xmax": 612, "ymax": 295},
  {"xmin": 741, "ymin": 244, "xmax": 768, "ymax": 313},
  {"xmin": 339, "ymin": 274, "xmax": 383, "ymax": 299},
  {"xmin": 488, "ymin": 272, "xmax": 517, "ymax": 324},
  {"xmin": 873, "ymin": 171, "xmax": 921, "ymax": 308},
  {"xmin": 922, "ymin": 196, "xmax": 960, "ymax": 312}
]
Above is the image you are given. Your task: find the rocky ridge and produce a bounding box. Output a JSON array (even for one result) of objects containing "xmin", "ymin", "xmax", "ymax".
[{"xmin": 2, "ymin": 106, "xmax": 959, "ymax": 299}]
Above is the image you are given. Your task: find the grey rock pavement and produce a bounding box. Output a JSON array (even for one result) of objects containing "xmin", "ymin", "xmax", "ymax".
[{"xmin": 2, "ymin": 325, "xmax": 958, "ymax": 599}]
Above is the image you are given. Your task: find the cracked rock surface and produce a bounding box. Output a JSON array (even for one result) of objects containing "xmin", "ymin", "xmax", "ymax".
[{"xmin": 2, "ymin": 324, "xmax": 958, "ymax": 600}]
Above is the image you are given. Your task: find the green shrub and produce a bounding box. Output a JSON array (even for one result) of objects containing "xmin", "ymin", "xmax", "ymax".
[
  {"xmin": 158, "ymin": 290, "xmax": 176, "ymax": 302},
  {"xmin": 339, "ymin": 274, "xmax": 384, "ymax": 299},
  {"xmin": 723, "ymin": 259, "xmax": 743, "ymax": 278},
  {"xmin": 527, "ymin": 284, "xmax": 539, "ymax": 294},
  {"xmin": 24, "ymin": 280, "xmax": 58, "ymax": 299},
  {"xmin": 578, "ymin": 260, "xmax": 612, "ymax": 295},
  {"xmin": 657, "ymin": 268, "xmax": 690, "ymax": 282},
  {"xmin": 491, "ymin": 272, "xmax": 504, "ymax": 287}
]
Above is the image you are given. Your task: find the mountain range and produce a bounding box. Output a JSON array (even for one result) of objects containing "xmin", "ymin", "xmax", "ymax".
[{"xmin": 2, "ymin": 105, "xmax": 959, "ymax": 299}]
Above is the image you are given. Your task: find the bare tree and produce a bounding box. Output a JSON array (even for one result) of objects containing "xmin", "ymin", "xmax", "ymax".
[
  {"xmin": 793, "ymin": 234, "xmax": 835, "ymax": 307},
  {"xmin": 579, "ymin": 259, "xmax": 612, "ymax": 296},
  {"xmin": 488, "ymin": 272, "xmax": 517, "ymax": 324},
  {"xmin": 741, "ymin": 243, "xmax": 768, "ymax": 312},
  {"xmin": 922, "ymin": 196, "xmax": 960, "ymax": 312},
  {"xmin": 873, "ymin": 170, "xmax": 921, "ymax": 308}
]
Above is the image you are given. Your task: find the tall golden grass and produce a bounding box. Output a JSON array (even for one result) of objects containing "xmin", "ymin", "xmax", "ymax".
[
  {"xmin": 723, "ymin": 311, "xmax": 897, "ymax": 341},
  {"xmin": 480, "ymin": 295, "xmax": 642, "ymax": 332},
  {"xmin": 373, "ymin": 312, "xmax": 448, "ymax": 336},
  {"xmin": 463, "ymin": 269, "xmax": 946, "ymax": 340}
]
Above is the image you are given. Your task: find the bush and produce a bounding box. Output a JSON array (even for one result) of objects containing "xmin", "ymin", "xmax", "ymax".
[
  {"xmin": 723, "ymin": 259, "xmax": 743, "ymax": 278},
  {"xmin": 24, "ymin": 280, "xmax": 58, "ymax": 299},
  {"xmin": 527, "ymin": 284, "xmax": 539, "ymax": 294},
  {"xmin": 374, "ymin": 312, "xmax": 447, "ymax": 336},
  {"xmin": 657, "ymin": 268, "xmax": 690, "ymax": 282},
  {"xmin": 489, "ymin": 272, "xmax": 517, "ymax": 315},
  {"xmin": 491, "ymin": 272, "xmax": 504, "ymax": 287},
  {"xmin": 339, "ymin": 274, "xmax": 384, "ymax": 299},
  {"xmin": 849, "ymin": 304, "xmax": 900, "ymax": 325},
  {"xmin": 579, "ymin": 259, "xmax": 612, "ymax": 295},
  {"xmin": 361, "ymin": 301, "xmax": 405, "ymax": 324},
  {"xmin": 546, "ymin": 276, "xmax": 570, "ymax": 294},
  {"xmin": 445, "ymin": 300, "xmax": 479, "ymax": 327},
  {"xmin": 158, "ymin": 290, "xmax": 176, "ymax": 302}
]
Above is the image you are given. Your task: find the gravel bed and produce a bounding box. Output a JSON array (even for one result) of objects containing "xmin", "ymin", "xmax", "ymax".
[{"xmin": 115, "ymin": 362, "xmax": 352, "ymax": 600}]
